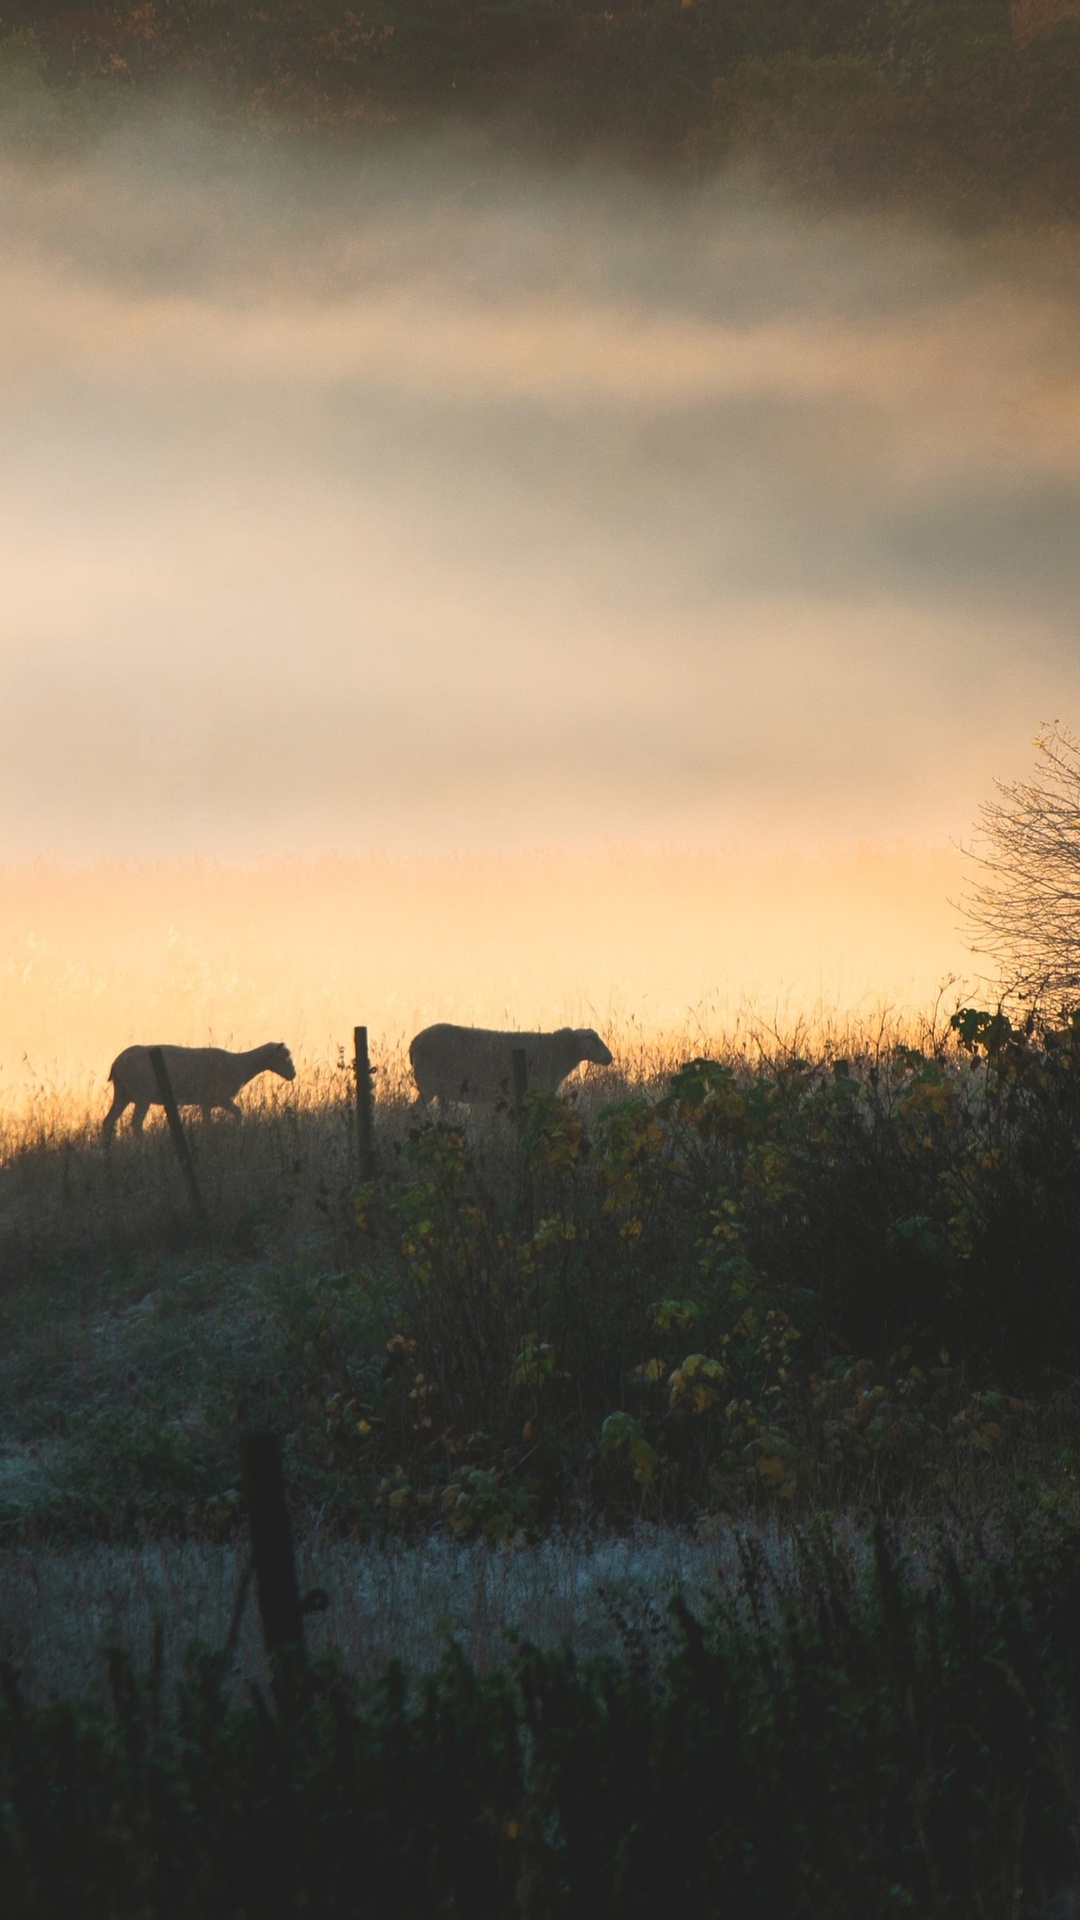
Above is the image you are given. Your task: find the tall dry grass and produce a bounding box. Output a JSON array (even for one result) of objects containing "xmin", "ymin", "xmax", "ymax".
[
  {"xmin": 0, "ymin": 1005, "xmax": 953, "ymax": 1276},
  {"xmin": 4, "ymin": 1000, "xmax": 1061, "ymax": 1554}
]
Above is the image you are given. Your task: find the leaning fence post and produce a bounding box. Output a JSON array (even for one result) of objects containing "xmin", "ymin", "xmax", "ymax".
[
  {"xmin": 243, "ymin": 1431, "xmax": 304, "ymax": 1733},
  {"xmin": 147, "ymin": 1046, "xmax": 206, "ymax": 1227},
  {"xmin": 240, "ymin": 1432, "xmax": 328, "ymax": 1731},
  {"xmin": 243, "ymin": 1432, "xmax": 304, "ymax": 1658},
  {"xmin": 511, "ymin": 1047, "xmax": 529, "ymax": 1114},
  {"xmin": 354, "ymin": 1025, "xmax": 376, "ymax": 1183}
]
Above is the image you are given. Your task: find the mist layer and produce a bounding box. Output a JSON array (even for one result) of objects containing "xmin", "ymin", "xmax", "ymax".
[{"xmin": 1, "ymin": 124, "xmax": 1078, "ymax": 859}]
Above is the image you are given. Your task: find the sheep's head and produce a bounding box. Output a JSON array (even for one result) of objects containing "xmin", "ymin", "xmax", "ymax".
[
  {"xmin": 575, "ymin": 1028, "xmax": 613, "ymax": 1068},
  {"xmin": 270, "ymin": 1042, "xmax": 297, "ymax": 1081}
]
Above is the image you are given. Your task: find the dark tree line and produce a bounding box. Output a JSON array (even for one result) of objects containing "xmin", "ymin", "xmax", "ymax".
[{"xmin": 2, "ymin": 0, "xmax": 1080, "ymax": 206}]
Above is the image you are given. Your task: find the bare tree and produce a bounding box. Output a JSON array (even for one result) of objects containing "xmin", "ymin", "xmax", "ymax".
[{"xmin": 963, "ymin": 724, "xmax": 1080, "ymax": 1007}]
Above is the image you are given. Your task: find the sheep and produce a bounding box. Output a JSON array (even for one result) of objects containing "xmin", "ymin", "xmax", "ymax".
[
  {"xmin": 409, "ymin": 1024, "xmax": 613, "ymax": 1107},
  {"xmin": 101, "ymin": 1041, "xmax": 296, "ymax": 1141}
]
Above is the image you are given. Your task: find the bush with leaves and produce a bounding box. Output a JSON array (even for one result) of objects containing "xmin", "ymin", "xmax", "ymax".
[{"xmin": 330, "ymin": 1020, "xmax": 1080, "ymax": 1529}]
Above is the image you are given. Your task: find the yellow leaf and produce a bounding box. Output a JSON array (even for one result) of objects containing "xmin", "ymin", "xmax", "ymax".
[
  {"xmin": 635, "ymin": 1358, "xmax": 665, "ymax": 1383},
  {"xmin": 756, "ymin": 1455, "xmax": 786, "ymax": 1487}
]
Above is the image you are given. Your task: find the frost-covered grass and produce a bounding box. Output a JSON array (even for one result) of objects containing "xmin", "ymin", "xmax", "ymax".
[
  {"xmin": 6, "ymin": 1511, "xmax": 1080, "ymax": 1917},
  {"xmin": 0, "ymin": 1519, "xmax": 890, "ymax": 1701}
]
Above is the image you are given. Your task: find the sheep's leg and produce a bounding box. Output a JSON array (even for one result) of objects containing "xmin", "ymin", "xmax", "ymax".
[
  {"xmin": 101, "ymin": 1089, "xmax": 129, "ymax": 1143},
  {"xmin": 129, "ymin": 1099, "xmax": 150, "ymax": 1135}
]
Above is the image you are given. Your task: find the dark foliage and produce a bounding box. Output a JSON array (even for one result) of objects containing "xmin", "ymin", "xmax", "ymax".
[
  {"xmin": 3, "ymin": 1519, "xmax": 1080, "ymax": 1914},
  {"xmin": 2, "ymin": 0, "xmax": 1080, "ymax": 210},
  {"xmin": 8, "ymin": 1011, "xmax": 1080, "ymax": 1539},
  {"xmin": 352, "ymin": 1012, "xmax": 1080, "ymax": 1529}
]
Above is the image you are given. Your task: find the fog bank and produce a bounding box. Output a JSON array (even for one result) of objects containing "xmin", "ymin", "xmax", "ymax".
[{"xmin": 2, "ymin": 122, "xmax": 1078, "ymax": 860}]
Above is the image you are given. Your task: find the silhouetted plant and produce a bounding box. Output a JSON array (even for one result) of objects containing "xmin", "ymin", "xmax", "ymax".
[
  {"xmin": 4, "ymin": 1516, "xmax": 1080, "ymax": 1914},
  {"xmin": 355, "ymin": 1017, "xmax": 1080, "ymax": 1527}
]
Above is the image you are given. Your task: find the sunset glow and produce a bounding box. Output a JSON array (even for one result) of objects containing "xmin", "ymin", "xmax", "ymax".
[{"xmin": 2, "ymin": 126, "xmax": 1078, "ymax": 1111}]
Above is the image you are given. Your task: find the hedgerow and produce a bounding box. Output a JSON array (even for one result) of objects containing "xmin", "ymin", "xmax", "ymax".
[{"xmin": 351, "ymin": 1011, "xmax": 1080, "ymax": 1532}]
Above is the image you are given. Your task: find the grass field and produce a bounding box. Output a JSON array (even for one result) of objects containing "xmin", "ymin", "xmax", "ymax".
[
  {"xmin": 6, "ymin": 1002, "xmax": 1080, "ymax": 1912},
  {"xmin": 6, "ymin": 1017, "xmax": 1080, "ymax": 1906},
  {"xmin": 2, "ymin": 1006, "xmax": 1078, "ymax": 1553},
  {"xmin": 0, "ymin": 1517, "xmax": 882, "ymax": 1700}
]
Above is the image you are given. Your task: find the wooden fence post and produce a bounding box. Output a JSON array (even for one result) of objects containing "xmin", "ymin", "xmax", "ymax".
[
  {"xmin": 147, "ymin": 1046, "xmax": 206, "ymax": 1228},
  {"xmin": 239, "ymin": 1433, "xmax": 328, "ymax": 1731},
  {"xmin": 242, "ymin": 1431, "xmax": 305, "ymax": 1659},
  {"xmin": 354, "ymin": 1025, "xmax": 376, "ymax": 1182}
]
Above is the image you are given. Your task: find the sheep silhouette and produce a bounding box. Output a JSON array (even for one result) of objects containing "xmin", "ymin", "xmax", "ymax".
[
  {"xmin": 409, "ymin": 1024, "xmax": 613, "ymax": 1107},
  {"xmin": 102, "ymin": 1041, "xmax": 296, "ymax": 1140}
]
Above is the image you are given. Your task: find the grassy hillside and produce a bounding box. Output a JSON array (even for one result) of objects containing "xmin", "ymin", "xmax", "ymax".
[
  {"xmin": 1, "ymin": 0, "xmax": 1079, "ymax": 209},
  {"xmin": 4, "ymin": 1011, "xmax": 1080, "ymax": 1544},
  {"xmin": 6, "ymin": 1020, "xmax": 1080, "ymax": 1904}
]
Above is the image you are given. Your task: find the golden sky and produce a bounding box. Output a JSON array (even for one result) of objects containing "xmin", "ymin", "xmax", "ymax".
[
  {"xmin": 0, "ymin": 124, "xmax": 1076, "ymax": 1095},
  {"xmin": 0, "ymin": 844, "xmax": 970, "ymax": 1111}
]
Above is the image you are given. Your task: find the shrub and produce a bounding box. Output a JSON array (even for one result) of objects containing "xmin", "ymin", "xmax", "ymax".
[{"xmin": 353, "ymin": 1013, "xmax": 1080, "ymax": 1526}]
